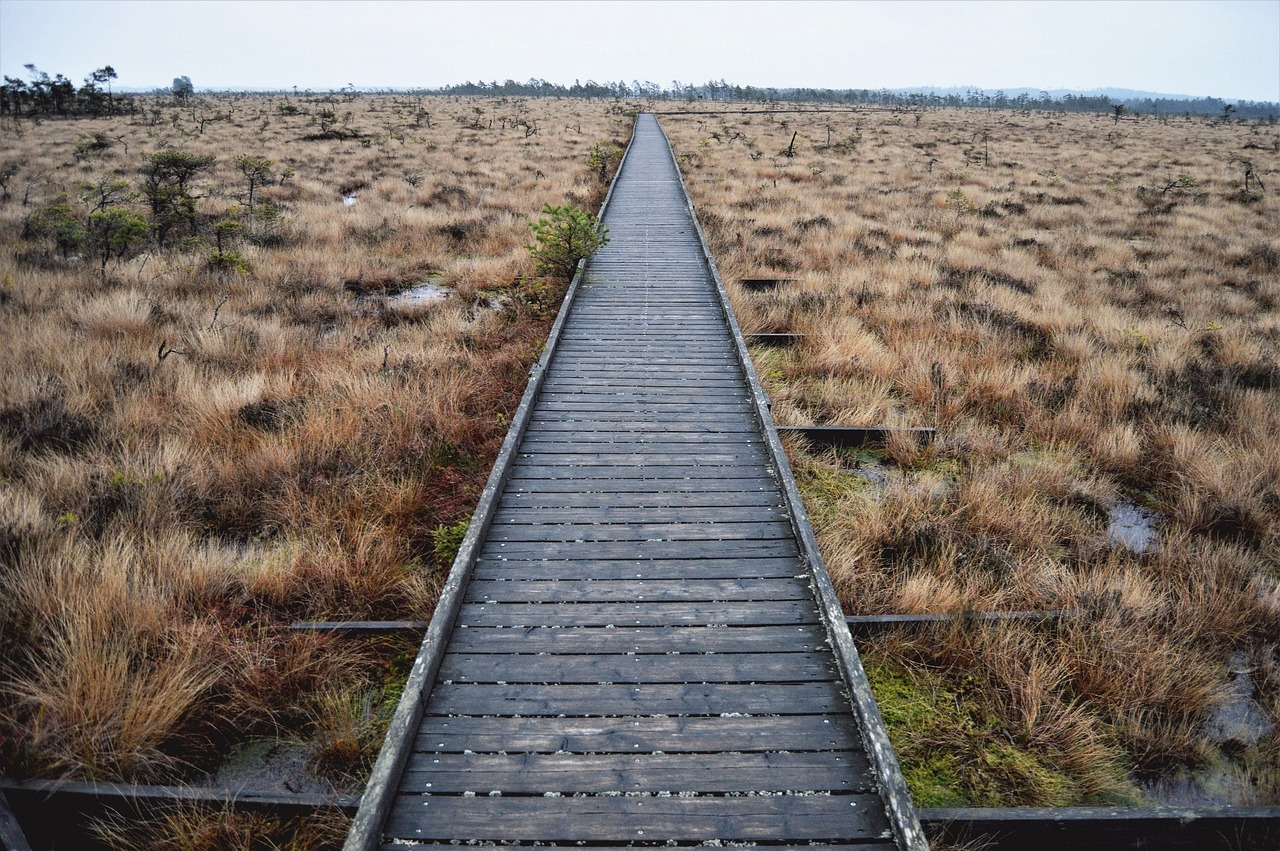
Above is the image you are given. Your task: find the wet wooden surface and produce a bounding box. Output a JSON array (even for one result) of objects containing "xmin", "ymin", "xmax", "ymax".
[{"xmin": 372, "ymin": 114, "xmax": 902, "ymax": 848}]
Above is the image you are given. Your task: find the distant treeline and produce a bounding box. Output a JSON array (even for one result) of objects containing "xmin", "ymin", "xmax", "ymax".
[
  {"xmin": 436, "ymin": 79, "xmax": 1278, "ymax": 120},
  {"xmin": 2, "ymin": 65, "xmax": 1275, "ymax": 121}
]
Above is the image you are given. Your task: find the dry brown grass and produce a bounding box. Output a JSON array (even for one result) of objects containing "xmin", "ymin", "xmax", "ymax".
[
  {"xmin": 0, "ymin": 91, "xmax": 630, "ymax": 835},
  {"xmin": 665, "ymin": 105, "xmax": 1280, "ymax": 805}
]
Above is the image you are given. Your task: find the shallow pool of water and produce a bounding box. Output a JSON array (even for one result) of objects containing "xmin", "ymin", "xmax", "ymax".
[
  {"xmin": 389, "ymin": 281, "xmax": 452, "ymax": 307},
  {"xmin": 1142, "ymin": 650, "xmax": 1276, "ymax": 806},
  {"xmin": 210, "ymin": 738, "xmax": 332, "ymax": 795},
  {"xmin": 1108, "ymin": 499, "xmax": 1158, "ymax": 553},
  {"xmin": 342, "ymin": 194, "xmax": 357, "ymax": 206}
]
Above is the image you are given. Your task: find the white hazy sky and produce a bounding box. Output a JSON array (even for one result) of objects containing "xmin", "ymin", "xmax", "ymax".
[{"xmin": 2, "ymin": 0, "xmax": 1277, "ymax": 102}]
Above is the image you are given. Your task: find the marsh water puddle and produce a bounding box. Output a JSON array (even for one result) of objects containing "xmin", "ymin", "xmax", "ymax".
[
  {"xmin": 209, "ymin": 738, "xmax": 334, "ymax": 795},
  {"xmin": 389, "ymin": 281, "xmax": 452, "ymax": 307},
  {"xmin": 1209, "ymin": 651, "xmax": 1273, "ymax": 748},
  {"xmin": 342, "ymin": 194, "xmax": 357, "ymax": 206},
  {"xmin": 1108, "ymin": 499, "xmax": 1158, "ymax": 553},
  {"xmin": 1143, "ymin": 651, "xmax": 1275, "ymax": 806},
  {"xmin": 848, "ymin": 454, "xmax": 891, "ymax": 490}
]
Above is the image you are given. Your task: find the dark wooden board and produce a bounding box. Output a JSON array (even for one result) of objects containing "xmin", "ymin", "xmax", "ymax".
[
  {"xmin": 546, "ymin": 366, "xmax": 742, "ymax": 376},
  {"xmin": 448, "ymin": 624, "xmax": 829, "ymax": 654},
  {"xmin": 465, "ymin": 577, "xmax": 808, "ymax": 603},
  {"xmin": 478, "ymin": 538, "xmax": 800, "ymax": 561},
  {"xmin": 508, "ymin": 465, "xmax": 776, "ymax": 481},
  {"xmin": 492, "ymin": 505, "xmax": 786, "ymax": 525},
  {"xmin": 472, "ymin": 556, "xmax": 804, "ymax": 580},
  {"xmin": 425, "ymin": 680, "xmax": 849, "ymax": 716},
  {"xmin": 382, "ymin": 845, "xmax": 893, "ymax": 851},
  {"xmin": 438, "ymin": 651, "xmax": 836, "ymax": 683},
  {"xmin": 412, "ymin": 712, "xmax": 858, "ymax": 754},
  {"xmin": 455, "ymin": 599, "xmax": 819, "ymax": 627},
  {"xmin": 519, "ymin": 433, "xmax": 765, "ymax": 446},
  {"xmin": 539, "ymin": 388, "xmax": 750, "ymax": 400},
  {"xmin": 522, "ymin": 419, "xmax": 759, "ymax": 433},
  {"xmin": 484, "ymin": 519, "xmax": 796, "ymax": 543},
  {"xmin": 503, "ymin": 475, "xmax": 778, "ymax": 492},
  {"xmin": 513, "ymin": 450, "xmax": 768, "ymax": 466},
  {"xmin": 497, "ymin": 490, "xmax": 782, "ymax": 510},
  {"xmin": 400, "ymin": 751, "xmax": 873, "ymax": 794},
  {"xmin": 384, "ymin": 794, "xmax": 892, "ymax": 842}
]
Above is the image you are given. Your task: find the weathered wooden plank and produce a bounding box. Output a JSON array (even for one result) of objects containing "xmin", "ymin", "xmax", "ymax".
[
  {"xmin": 532, "ymin": 403, "xmax": 755, "ymax": 416},
  {"xmin": 412, "ymin": 712, "xmax": 858, "ymax": 754},
  {"xmin": 523, "ymin": 418, "xmax": 758, "ymax": 432},
  {"xmin": 549, "ymin": 355, "xmax": 739, "ymax": 366},
  {"xmin": 503, "ymin": 475, "xmax": 778, "ymax": 492},
  {"xmin": 546, "ymin": 366, "xmax": 741, "ymax": 377},
  {"xmin": 455, "ymin": 599, "xmax": 819, "ymax": 627},
  {"xmin": 478, "ymin": 538, "xmax": 799, "ymax": 560},
  {"xmin": 383, "ymin": 845, "xmax": 892, "ymax": 851},
  {"xmin": 384, "ymin": 794, "xmax": 893, "ymax": 842},
  {"xmin": 425, "ymin": 680, "xmax": 849, "ymax": 716},
  {"xmin": 509, "ymin": 465, "xmax": 776, "ymax": 481},
  {"xmin": 519, "ymin": 434, "xmax": 763, "ymax": 446},
  {"xmin": 540, "ymin": 388, "xmax": 750, "ymax": 400},
  {"xmin": 449, "ymin": 624, "xmax": 829, "ymax": 654},
  {"xmin": 514, "ymin": 451, "xmax": 768, "ymax": 466},
  {"xmin": 400, "ymin": 751, "xmax": 873, "ymax": 794},
  {"xmin": 492, "ymin": 506, "xmax": 786, "ymax": 526},
  {"xmin": 484, "ymin": 519, "xmax": 796, "ymax": 543},
  {"xmin": 472, "ymin": 556, "xmax": 804, "ymax": 580},
  {"xmin": 438, "ymin": 650, "xmax": 835, "ymax": 683},
  {"xmin": 465, "ymin": 576, "xmax": 808, "ymax": 603},
  {"xmin": 497, "ymin": 490, "xmax": 781, "ymax": 510}
]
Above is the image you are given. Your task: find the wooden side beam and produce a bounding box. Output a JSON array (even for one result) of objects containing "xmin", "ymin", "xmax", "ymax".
[
  {"xmin": 745, "ymin": 332, "xmax": 806, "ymax": 346},
  {"xmin": 920, "ymin": 805, "xmax": 1280, "ymax": 851},
  {"xmin": 847, "ymin": 610, "xmax": 1081, "ymax": 637},
  {"xmin": 290, "ymin": 620, "xmax": 427, "ymax": 635},
  {"xmin": 0, "ymin": 790, "xmax": 32, "ymax": 851},
  {"xmin": 739, "ymin": 277, "xmax": 793, "ymax": 291},
  {"xmin": 778, "ymin": 424, "xmax": 935, "ymax": 449},
  {"xmin": 0, "ymin": 779, "xmax": 357, "ymax": 850}
]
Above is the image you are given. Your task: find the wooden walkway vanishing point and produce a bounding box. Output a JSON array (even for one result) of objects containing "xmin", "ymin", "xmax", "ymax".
[{"xmin": 345, "ymin": 114, "xmax": 927, "ymax": 850}]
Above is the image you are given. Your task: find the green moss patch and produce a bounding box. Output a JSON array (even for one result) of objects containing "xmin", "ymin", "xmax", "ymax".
[{"xmin": 866, "ymin": 654, "xmax": 1096, "ymax": 807}]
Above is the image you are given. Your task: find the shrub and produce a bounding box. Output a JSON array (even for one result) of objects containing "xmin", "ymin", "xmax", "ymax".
[
  {"xmin": 526, "ymin": 204, "xmax": 608, "ymax": 282},
  {"xmin": 432, "ymin": 519, "xmax": 469, "ymax": 567},
  {"xmin": 586, "ymin": 140, "xmax": 623, "ymax": 183}
]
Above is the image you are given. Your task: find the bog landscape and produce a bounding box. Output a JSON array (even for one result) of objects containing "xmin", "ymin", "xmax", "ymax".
[{"xmin": 0, "ymin": 74, "xmax": 1277, "ymax": 849}]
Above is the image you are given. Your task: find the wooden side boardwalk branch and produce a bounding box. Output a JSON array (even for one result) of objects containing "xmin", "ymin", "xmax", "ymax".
[{"xmin": 344, "ymin": 114, "xmax": 925, "ymax": 849}]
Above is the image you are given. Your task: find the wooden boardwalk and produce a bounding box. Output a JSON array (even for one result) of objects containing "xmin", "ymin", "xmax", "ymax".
[{"xmin": 345, "ymin": 114, "xmax": 925, "ymax": 850}]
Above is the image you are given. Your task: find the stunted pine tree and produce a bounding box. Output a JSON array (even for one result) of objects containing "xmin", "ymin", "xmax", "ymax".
[
  {"xmin": 233, "ymin": 154, "xmax": 274, "ymax": 222},
  {"xmin": 140, "ymin": 149, "xmax": 215, "ymax": 247}
]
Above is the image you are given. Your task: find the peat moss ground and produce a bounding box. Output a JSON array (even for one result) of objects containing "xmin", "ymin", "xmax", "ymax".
[
  {"xmin": 665, "ymin": 104, "xmax": 1280, "ymax": 807},
  {"xmin": 0, "ymin": 92, "xmax": 632, "ymax": 847}
]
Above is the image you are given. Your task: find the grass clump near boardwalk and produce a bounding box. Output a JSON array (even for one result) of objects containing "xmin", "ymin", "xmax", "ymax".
[
  {"xmin": 664, "ymin": 104, "xmax": 1280, "ymax": 807},
  {"xmin": 0, "ymin": 91, "xmax": 631, "ymax": 846}
]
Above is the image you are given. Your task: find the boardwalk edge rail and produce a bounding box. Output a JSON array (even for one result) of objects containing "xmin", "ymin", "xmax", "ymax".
[
  {"xmin": 657, "ymin": 117, "xmax": 930, "ymax": 851},
  {"xmin": 343, "ymin": 118, "xmax": 639, "ymax": 851}
]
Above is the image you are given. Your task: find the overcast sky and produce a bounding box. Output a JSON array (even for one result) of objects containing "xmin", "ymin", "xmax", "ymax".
[{"xmin": 2, "ymin": 0, "xmax": 1277, "ymax": 102}]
